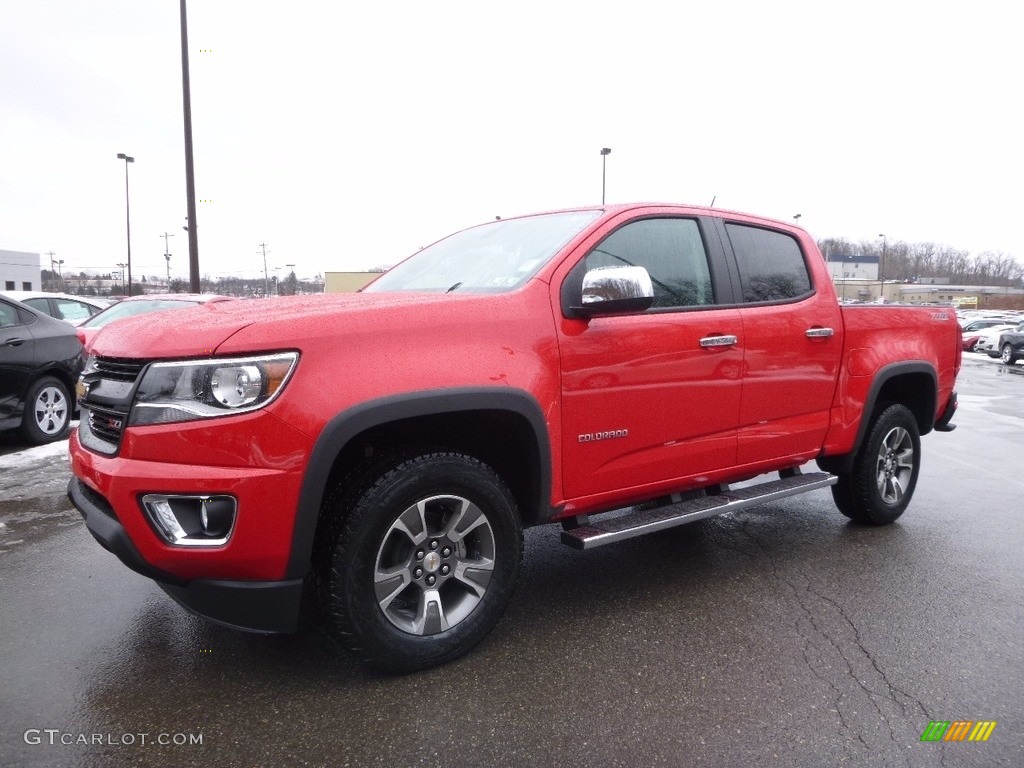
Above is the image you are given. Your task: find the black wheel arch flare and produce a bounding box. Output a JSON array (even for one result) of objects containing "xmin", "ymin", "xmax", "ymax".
[
  {"xmin": 285, "ymin": 387, "xmax": 553, "ymax": 580},
  {"xmin": 817, "ymin": 361, "xmax": 938, "ymax": 475}
]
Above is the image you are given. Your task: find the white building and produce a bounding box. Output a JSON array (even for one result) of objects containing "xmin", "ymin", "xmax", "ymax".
[
  {"xmin": 824, "ymin": 253, "xmax": 879, "ymax": 281},
  {"xmin": 0, "ymin": 249, "xmax": 41, "ymax": 291}
]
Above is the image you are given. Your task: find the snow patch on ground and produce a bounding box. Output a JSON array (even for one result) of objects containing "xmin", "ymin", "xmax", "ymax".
[{"xmin": 0, "ymin": 424, "xmax": 77, "ymax": 470}]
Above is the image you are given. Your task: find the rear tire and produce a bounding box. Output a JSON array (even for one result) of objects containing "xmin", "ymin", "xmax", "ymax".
[
  {"xmin": 19, "ymin": 376, "xmax": 71, "ymax": 445},
  {"xmin": 831, "ymin": 404, "xmax": 921, "ymax": 526},
  {"xmin": 322, "ymin": 452, "xmax": 523, "ymax": 672},
  {"xmin": 1001, "ymin": 343, "xmax": 1018, "ymax": 365}
]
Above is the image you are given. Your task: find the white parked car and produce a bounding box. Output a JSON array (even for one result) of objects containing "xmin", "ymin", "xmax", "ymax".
[
  {"xmin": 0, "ymin": 291, "xmax": 110, "ymax": 325},
  {"xmin": 975, "ymin": 322, "xmax": 1022, "ymax": 355}
]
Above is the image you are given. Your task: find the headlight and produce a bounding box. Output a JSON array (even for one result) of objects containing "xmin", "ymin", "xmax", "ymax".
[
  {"xmin": 80, "ymin": 353, "xmax": 99, "ymax": 377},
  {"xmin": 129, "ymin": 352, "xmax": 299, "ymax": 426}
]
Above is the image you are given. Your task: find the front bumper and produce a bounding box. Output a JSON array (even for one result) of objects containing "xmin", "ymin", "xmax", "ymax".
[{"xmin": 69, "ymin": 476, "xmax": 303, "ymax": 633}]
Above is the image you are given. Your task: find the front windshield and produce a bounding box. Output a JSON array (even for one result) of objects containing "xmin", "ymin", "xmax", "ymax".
[
  {"xmin": 364, "ymin": 210, "xmax": 601, "ymax": 293},
  {"xmin": 80, "ymin": 299, "xmax": 199, "ymax": 329}
]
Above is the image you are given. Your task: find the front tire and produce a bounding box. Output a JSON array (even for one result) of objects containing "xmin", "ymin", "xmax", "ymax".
[
  {"xmin": 1001, "ymin": 343, "xmax": 1019, "ymax": 365},
  {"xmin": 831, "ymin": 404, "xmax": 921, "ymax": 525},
  {"xmin": 323, "ymin": 452, "xmax": 523, "ymax": 672},
  {"xmin": 20, "ymin": 376, "xmax": 71, "ymax": 445}
]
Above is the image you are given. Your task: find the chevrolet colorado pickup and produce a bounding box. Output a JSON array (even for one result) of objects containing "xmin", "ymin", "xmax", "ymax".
[{"xmin": 68, "ymin": 203, "xmax": 960, "ymax": 671}]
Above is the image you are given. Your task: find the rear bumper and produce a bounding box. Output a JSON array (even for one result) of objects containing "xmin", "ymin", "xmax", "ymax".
[{"xmin": 68, "ymin": 477, "xmax": 302, "ymax": 633}]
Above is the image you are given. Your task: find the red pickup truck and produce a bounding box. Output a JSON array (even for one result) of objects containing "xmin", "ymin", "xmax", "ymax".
[{"xmin": 68, "ymin": 203, "xmax": 960, "ymax": 671}]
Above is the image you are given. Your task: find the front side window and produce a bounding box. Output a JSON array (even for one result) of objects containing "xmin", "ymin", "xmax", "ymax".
[
  {"xmin": 726, "ymin": 223, "xmax": 811, "ymax": 303},
  {"xmin": 584, "ymin": 218, "xmax": 713, "ymax": 309},
  {"xmin": 54, "ymin": 299, "xmax": 96, "ymax": 322},
  {"xmin": 364, "ymin": 211, "xmax": 600, "ymax": 294}
]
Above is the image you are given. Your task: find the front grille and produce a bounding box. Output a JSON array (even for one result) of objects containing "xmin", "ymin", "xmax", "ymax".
[
  {"xmin": 95, "ymin": 356, "xmax": 147, "ymax": 382},
  {"xmin": 87, "ymin": 404, "xmax": 130, "ymax": 445},
  {"xmin": 80, "ymin": 356, "xmax": 149, "ymax": 455}
]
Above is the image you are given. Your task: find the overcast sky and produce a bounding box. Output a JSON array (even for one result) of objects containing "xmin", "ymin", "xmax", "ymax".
[{"xmin": 2, "ymin": 0, "xmax": 1021, "ymax": 284}]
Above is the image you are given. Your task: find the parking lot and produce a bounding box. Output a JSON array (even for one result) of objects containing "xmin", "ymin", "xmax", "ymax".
[{"xmin": 1, "ymin": 353, "xmax": 1021, "ymax": 767}]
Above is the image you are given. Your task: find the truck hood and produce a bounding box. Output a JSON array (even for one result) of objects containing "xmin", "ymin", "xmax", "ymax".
[{"xmin": 88, "ymin": 292, "xmax": 521, "ymax": 359}]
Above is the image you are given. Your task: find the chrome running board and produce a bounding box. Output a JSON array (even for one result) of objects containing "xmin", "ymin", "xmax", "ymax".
[{"xmin": 560, "ymin": 471, "xmax": 838, "ymax": 550}]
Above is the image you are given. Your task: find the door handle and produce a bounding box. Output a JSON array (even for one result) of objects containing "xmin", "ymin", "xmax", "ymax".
[
  {"xmin": 699, "ymin": 334, "xmax": 738, "ymax": 348},
  {"xmin": 805, "ymin": 327, "xmax": 834, "ymax": 338},
  {"xmin": 3, "ymin": 337, "xmax": 26, "ymax": 347}
]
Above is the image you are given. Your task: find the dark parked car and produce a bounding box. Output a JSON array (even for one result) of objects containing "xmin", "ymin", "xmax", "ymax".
[
  {"xmin": 0, "ymin": 295, "xmax": 84, "ymax": 444},
  {"xmin": 994, "ymin": 323, "xmax": 1024, "ymax": 365}
]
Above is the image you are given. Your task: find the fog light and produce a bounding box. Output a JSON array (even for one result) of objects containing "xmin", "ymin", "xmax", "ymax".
[
  {"xmin": 200, "ymin": 498, "xmax": 234, "ymax": 538},
  {"xmin": 142, "ymin": 494, "xmax": 237, "ymax": 547}
]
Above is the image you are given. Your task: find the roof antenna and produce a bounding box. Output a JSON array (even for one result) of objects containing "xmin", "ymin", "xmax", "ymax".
[{"xmin": 709, "ymin": 195, "xmax": 716, "ymax": 208}]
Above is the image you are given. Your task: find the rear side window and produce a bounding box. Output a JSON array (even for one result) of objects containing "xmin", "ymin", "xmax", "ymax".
[
  {"xmin": 0, "ymin": 302, "xmax": 19, "ymax": 327},
  {"xmin": 584, "ymin": 218, "xmax": 713, "ymax": 308},
  {"xmin": 726, "ymin": 223, "xmax": 811, "ymax": 303}
]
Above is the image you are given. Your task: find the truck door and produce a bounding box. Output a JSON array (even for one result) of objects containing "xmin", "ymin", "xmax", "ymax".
[
  {"xmin": 556, "ymin": 215, "xmax": 742, "ymax": 503},
  {"xmin": 718, "ymin": 221, "xmax": 843, "ymax": 466}
]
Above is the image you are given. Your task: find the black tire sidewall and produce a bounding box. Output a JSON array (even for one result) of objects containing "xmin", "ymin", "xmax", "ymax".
[
  {"xmin": 839, "ymin": 404, "xmax": 921, "ymax": 525},
  {"xmin": 20, "ymin": 376, "xmax": 71, "ymax": 445},
  {"xmin": 327, "ymin": 453, "xmax": 522, "ymax": 672}
]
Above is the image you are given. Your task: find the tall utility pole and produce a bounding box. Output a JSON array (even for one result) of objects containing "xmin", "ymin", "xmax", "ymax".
[
  {"xmin": 180, "ymin": 0, "xmax": 200, "ymax": 292},
  {"xmin": 259, "ymin": 243, "xmax": 270, "ymax": 297},
  {"xmin": 161, "ymin": 232, "xmax": 175, "ymax": 288}
]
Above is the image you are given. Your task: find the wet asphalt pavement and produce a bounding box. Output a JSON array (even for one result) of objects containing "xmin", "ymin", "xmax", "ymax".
[{"xmin": 1, "ymin": 355, "xmax": 1022, "ymax": 767}]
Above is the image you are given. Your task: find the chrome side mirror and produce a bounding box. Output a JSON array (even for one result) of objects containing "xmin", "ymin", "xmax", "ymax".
[{"xmin": 574, "ymin": 265, "xmax": 655, "ymax": 316}]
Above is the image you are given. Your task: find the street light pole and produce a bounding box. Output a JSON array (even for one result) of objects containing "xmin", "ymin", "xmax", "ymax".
[
  {"xmin": 116, "ymin": 153, "xmax": 135, "ymax": 296},
  {"xmin": 49, "ymin": 254, "xmax": 64, "ymax": 290},
  {"xmin": 116, "ymin": 263, "xmax": 128, "ymax": 294},
  {"xmin": 600, "ymin": 147, "xmax": 611, "ymax": 204}
]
